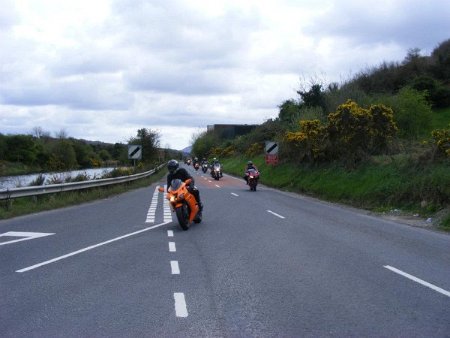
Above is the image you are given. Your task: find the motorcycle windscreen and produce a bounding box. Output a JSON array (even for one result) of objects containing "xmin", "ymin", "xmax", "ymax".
[{"xmin": 170, "ymin": 179, "xmax": 183, "ymax": 190}]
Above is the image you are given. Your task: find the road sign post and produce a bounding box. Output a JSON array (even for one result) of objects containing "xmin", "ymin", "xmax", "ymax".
[
  {"xmin": 128, "ymin": 145, "xmax": 142, "ymax": 168},
  {"xmin": 265, "ymin": 141, "xmax": 279, "ymax": 165}
]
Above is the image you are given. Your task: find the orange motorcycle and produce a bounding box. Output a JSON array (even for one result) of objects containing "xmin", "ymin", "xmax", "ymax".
[{"xmin": 159, "ymin": 178, "xmax": 202, "ymax": 230}]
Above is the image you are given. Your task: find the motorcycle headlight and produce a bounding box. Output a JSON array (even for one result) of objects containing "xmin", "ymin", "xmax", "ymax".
[{"xmin": 170, "ymin": 196, "xmax": 176, "ymax": 202}]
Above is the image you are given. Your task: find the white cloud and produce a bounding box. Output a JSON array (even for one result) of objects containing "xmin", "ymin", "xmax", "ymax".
[{"xmin": 0, "ymin": 0, "xmax": 449, "ymax": 150}]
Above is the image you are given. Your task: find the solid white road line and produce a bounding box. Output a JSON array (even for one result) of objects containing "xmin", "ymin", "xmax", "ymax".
[
  {"xmin": 0, "ymin": 231, "xmax": 55, "ymax": 246},
  {"xmin": 384, "ymin": 265, "xmax": 450, "ymax": 298},
  {"xmin": 267, "ymin": 210, "xmax": 286, "ymax": 219},
  {"xmin": 16, "ymin": 221, "xmax": 172, "ymax": 273},
  {"xmin": 171, "ymin": 260, "xmax": 180, "ymax": 274},
  {"xmin": 174, "ymin": 292, "xmax": 188, "ymax": 317},
  {"xmin": 169, "ymin": 242, "xmax": 176, "ymax": 252},
  {"xmin": 231, "ymin": 193, "xmax": 239, "ymax": 197}
]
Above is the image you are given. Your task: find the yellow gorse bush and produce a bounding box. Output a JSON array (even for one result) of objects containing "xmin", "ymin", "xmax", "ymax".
[
  {"xmin": 431, "ymin": 124, "xmax": 450, "ymax": 158},
  {"xmin": 245, "ymin": 142, "xmax": 263, "ymax": 157},
  {"xmin": 284, "ymin": 100, "xmax": 398, "ymax": 164},
  {"xmin": 285, "ymin": 119, "xmax": 327, "ymax": 161}
]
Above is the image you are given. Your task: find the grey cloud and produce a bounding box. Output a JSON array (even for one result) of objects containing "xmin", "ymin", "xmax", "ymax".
[
  {"xmin": 126, "ymin": 66, "xmax": 235, "ymax": 95},
  {"xmin": 111, "ymin": 0, "xmax": 259, "ymax": 67},
  {"xmin": 50, "ymin": 50, "xmax": 125, "ymax": 76},
  {"xmin": 1, "ymin": 76, "xmax": 132, "ymax": 110},
  {"xmin": 306, "ymin": 0, "xmax": 450, "ymax": 51}
]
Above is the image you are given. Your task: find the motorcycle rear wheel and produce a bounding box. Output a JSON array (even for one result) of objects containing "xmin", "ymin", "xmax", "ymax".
[{"xmin": 175, "ymin": 204, "xmax": 190, "ymax": 230}]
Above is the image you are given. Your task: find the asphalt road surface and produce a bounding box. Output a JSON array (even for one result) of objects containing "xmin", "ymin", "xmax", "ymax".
[{"xmin": 1, "ymin": 164, "xmax": 449, "ymax": 337}]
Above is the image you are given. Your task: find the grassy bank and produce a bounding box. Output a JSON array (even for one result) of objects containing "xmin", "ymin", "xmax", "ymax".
[
  {"xmin": 222, "ymin": 155, "xmax": 450, "ymax": 231},
  {"xmin": 0, "ymin": 169, "xmax": 166, "ymax": 220}
]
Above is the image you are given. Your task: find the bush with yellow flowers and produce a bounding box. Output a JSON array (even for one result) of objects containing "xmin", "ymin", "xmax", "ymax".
[
  {"xmin": 222, "ymin": 145, "xmax": 237, "ymax": 157},
  {"xmin": 431, "ymin": 124, "xmax": 450, "ymax": 158},
  {"xmin": 327, "ymin": 100, "xmax": 397, "ymax": 163},
  {"xmin": 284, "ymin": 100, "xmax": 398, "ymax": 165},
  {"xmin": 245, "ymin": 142, "xmax": 263, "ymax": 157},
  {"xmin": 284, "ymin": 119, "xmax": 328, "ymax": 162}
]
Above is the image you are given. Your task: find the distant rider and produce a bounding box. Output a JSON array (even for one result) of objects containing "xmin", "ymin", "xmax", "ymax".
[
  {"xmin": 166, "ymin": 159, "xmax": 203, "ymax": 211},
  {"xmin": 244, "ymin": 160, "xmax": 258, "ymax": 184},
  {"xmin": 211, "ymin": 157, "xmax": 223, "ymax": 177}
]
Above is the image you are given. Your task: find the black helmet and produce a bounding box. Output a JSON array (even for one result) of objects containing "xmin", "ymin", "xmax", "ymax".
[{"xmin": 167, "ymin": 159, "xmax": 179, "ymax": 174}]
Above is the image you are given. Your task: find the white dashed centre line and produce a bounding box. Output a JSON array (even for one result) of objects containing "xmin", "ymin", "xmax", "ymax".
[
  {"xmin": 171, "ymin": 261, "xmax": 180, "ymax": 274},
  {"xmin": 231, "ymin": 193, "xmax": 239, "ymax": 197},
  {"xmin": 174, "ymin": 293, "xmax": 188, "ymax": 317},
  {"xmin": 215, "ymin": 184, "xmax": 220, "ymax": 188},
  {"xmin": 169, "ymin": 242, "xmax": 176, "ymax": 252},
  {"xmin": 167, "ymin": 230, "xmax": 174, "ymax": 237},
  {"xmin": 267, "ymin": 210, "xmax": 285, "ymax": 219}
]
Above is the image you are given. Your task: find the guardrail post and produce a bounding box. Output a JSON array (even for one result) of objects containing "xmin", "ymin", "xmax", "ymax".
[{"xmin": 2, "ymin": 190, "xmax": 12, "ymax": 211}]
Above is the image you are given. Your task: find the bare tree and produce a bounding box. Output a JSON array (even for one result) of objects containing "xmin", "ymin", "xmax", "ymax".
[{"xmin": 55, "ymin": 129, "xmax": 68, "ymax": 139}]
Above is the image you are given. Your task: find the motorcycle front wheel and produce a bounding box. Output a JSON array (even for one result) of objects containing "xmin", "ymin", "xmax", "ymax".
[{"xmin": 175, "ymin": 203, "xmax": 190, "ymax": 230}]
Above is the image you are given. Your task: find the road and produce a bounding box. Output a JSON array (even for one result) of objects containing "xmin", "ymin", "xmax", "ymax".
[{"xmin": 1, "ymin": 164, "xmax": 449, "ymax": 337}]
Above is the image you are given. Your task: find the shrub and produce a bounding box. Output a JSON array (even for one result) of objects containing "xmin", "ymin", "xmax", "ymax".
[
  {"xmin": 245, "ymin": 142, "xmax": 263, "ymax": 157},
  {"xmin": 431, "ymin": 124, "xmax": 450, "ymax": 158},
  {"xmin": 385, "ymin": 87, "xmax": 433, "ymax": 139},
  {"xmin": 284, "ymin": 120, "xmax": 328, "ymax": 162}
]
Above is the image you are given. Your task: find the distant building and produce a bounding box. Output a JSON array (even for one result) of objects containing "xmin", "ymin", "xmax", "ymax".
[{"xmin": 207, "ymin": 124, "xmax": 258, "ymax": 139}]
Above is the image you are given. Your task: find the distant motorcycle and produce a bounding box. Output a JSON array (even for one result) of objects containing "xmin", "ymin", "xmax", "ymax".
[
  {"xmin": 201, "ymin": 163, "xmax": 209, "ymax": 173},
  {"xmin": 159, "ymin": 178, "xmax": 201, "ymax": 230},
  {"xmin": 246, "ymin": 168, "xmax": 260, "ymax": 191},
  {"xmin": 211, "ymin": 163, "xmax": 222, "ymax": 180},
  {"xmin": 194, "ymin": 162, "xmax": 200, "ymax": 171}
]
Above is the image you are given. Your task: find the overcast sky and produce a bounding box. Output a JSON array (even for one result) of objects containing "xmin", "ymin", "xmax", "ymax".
[{"xmin": 1, "ymin": 0, "xmax": 449, "ymax": 150}]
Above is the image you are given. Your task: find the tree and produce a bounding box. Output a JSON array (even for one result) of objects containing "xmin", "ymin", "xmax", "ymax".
[
  {"xmin": 31, "ymin": 126, "xmax": 50, "ymax": 139},
  {"xmin": 48, "ymin": 140, "xmax": 77, "ymax": 170},
  {"xmin": 278, "ymin": 99, "xmax": 300, "ymax": 123},
  {"xmin": 297, "ymin": 84, "xmax": 327, "ymax": 112},
  {"xmin": 130, "ymin": 128, "xmax": 161, "ymax": 163},
  {"xmin": 5, "ymin": 135, "xmax": 37, "ymax": 164}
]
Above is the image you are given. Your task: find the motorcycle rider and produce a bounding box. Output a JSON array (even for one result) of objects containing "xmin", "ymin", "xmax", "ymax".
[
  {"xmin": 166, "ymin": 159, "xmax": 203, "ymax": 211},
  {"xmin": 193, "ymin": 156, "xmax": 199, "ymax": 165},
  {"xmin": 211, "ymin": 157, "xmax": 223, "ymax": 177},
  {"xmin": 244, "ymin": 160, "xmax": 259, "ymax": 184}
]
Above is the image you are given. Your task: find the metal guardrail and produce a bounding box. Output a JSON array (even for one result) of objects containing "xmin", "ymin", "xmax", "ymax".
[{"xmin": 0, "ymin": 164, "xmax": 165, "ymax": 200}]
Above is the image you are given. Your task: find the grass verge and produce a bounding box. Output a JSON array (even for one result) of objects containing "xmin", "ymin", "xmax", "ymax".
[{"xmin": 222, "ymin": 155, "xmax": 450, "ymax": 231}]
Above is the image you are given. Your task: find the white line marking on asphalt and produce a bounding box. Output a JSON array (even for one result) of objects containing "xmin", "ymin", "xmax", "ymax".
[
  {"xmin": 16, "ymin": 221, "xmax": 172, "ymax": 273},
  {"xmin": 384, "ymin": 265, "xmax": 450, "ymax": 298},
  {"xmin": 0, "ymin": 232, "xmax": 55, "ymax": 246},
  {"xmin": 163, "ymin": 185, "xmax": 173, "ymax": 223},
  {"xmin": 267, "ymin": 210, "xmax": 286, "ymax": 219},
  {"xmin": 145, "ymin": 186, "xmax": 160, "ymax": 223},
  {"xmin": 208, "ymin": 180, "xmax": 212, "ymax": 183},
  {"xmin": 231, "ymin": 193, "xmax": 239, "ymax": 197},
  {"xmin": 215, "ymin": 184, "xmax": 220, "ymax": 188},
  {"xmin": 171, "ymin": 260, "xmax": 180, "ymax": 274},
  {"xmin": 169, "ymin": 242, "xmax": 176, "ymax": 252},
  {"xmin": 167, "ymin": 230, "xmax": 174, "ymax": 237},
  {"xmin": 174, "ymin": 293, "xmax": 188, "ymax": 317}
]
